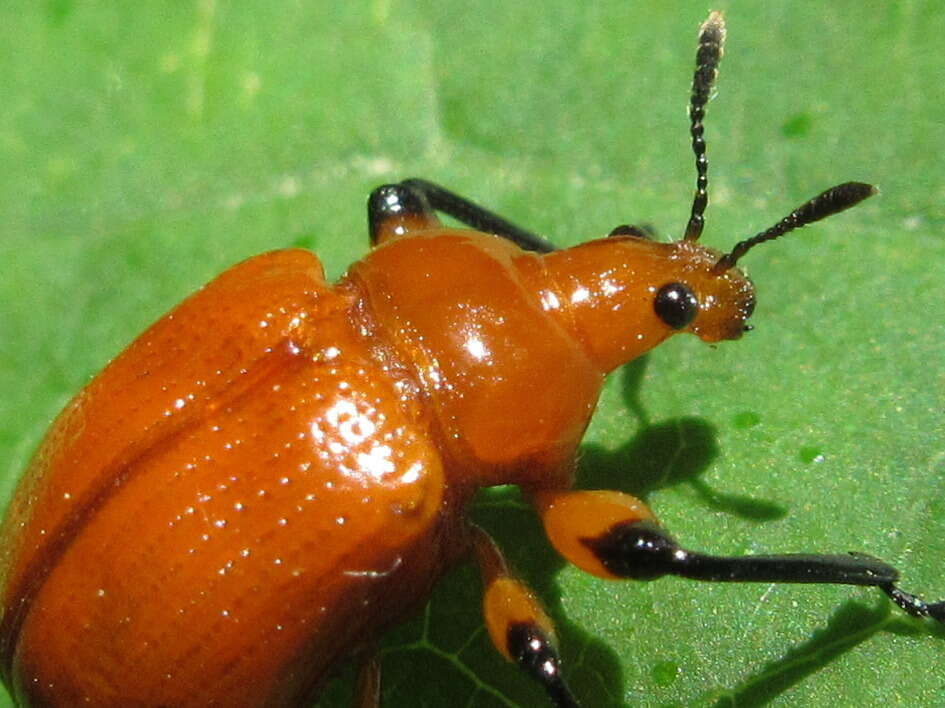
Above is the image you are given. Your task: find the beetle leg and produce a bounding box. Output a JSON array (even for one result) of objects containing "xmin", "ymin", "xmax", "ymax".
[
  {"xmin": 398, "ymin": 178, "xmax": 557, "ymax": 253},
  {"xmin": 533, "ymin": 489, "xmax": 945, "ymax": 622},
  {"xmin": 353, "ymin": 652, "xmax": 381, "ymax": 708},
  {"xmin": 607, "ymin": 223, "xmax": 657, "ymax": 239},
  {"xmin": 367, "ymin": 183, "xmax": 443, "ymax": 246},
  {"xmin": 469, "ymin": 523, "xmax": 580, "ymax": 708}
]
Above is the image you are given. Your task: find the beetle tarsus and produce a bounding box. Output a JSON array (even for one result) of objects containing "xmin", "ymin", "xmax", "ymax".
[
  {"xmin": 582, "ymin": 520, "xmax": 945, "ymax": 623},
  {"xmin": 882, "ymin": 585, "xmax": 945, "ymax": 623},
  {"xmin": 507, "ymin": 622, "xmax": 581, "ymax": 708}
]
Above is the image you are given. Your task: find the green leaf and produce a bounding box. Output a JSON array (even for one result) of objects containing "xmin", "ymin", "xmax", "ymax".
[{"xmin": 1, "ymin": 1, "xmax": 942, "ymax": 706}]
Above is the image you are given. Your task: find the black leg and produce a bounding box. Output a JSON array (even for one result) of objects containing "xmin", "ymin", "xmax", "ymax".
[
  {"xmin": 367, "ymin": 183, "xmax": 441, "ymax": 246},
  {"xmin": 581, "ymin": 520, "xmax": 945, "ymax": 622},
  {"xmin": 471, "ymin": 523, "xmax": 581, "ymax": 708},
  {"xmin": 400, "ymin": 178, "xmax": 557, "ymax": 253},
  {"xmin": 608, "ymin": 223, "xmax": 657, "ymax": 239},
  {"xmin": 507, "ymin": 623, "xmax": 580, "ymax": 708}
]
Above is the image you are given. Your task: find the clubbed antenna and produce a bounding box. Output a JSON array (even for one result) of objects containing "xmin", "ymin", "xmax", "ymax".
[
  {"xmin": 713, "ymin": 182, "xmax": 878, "ymax": 272},
  {"xmin": 684, "ymin": 11, "xmax": 726, "ymax": 242}
]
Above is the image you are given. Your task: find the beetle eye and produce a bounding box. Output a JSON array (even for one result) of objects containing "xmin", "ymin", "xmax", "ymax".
[{"xmin": 654, "ymin": 282, "xmax": 699, "ymax": 329}]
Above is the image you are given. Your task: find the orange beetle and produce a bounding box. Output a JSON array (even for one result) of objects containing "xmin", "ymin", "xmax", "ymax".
[{"xmin": 1, "ymin": 12, "xmax": 942, "ymax": 708}]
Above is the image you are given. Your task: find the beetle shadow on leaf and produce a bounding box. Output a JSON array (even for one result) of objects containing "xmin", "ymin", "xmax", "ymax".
[
  {"xmin": 580, "ymin": 357, "xmax": 787, "ymax": 522},
  {"xmin": 706, "ymin": 598, "xmax": 945, "ymax": 707}
]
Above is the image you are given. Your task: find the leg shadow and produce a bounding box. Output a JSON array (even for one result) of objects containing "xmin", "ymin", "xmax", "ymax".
[{"xmin": 581, "ymin": 357, "xmax": 786, "ymax": 522}]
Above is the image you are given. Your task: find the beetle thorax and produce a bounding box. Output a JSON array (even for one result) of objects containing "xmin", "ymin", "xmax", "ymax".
[{"xmin": 347, "ymin": 231, "xmax": 605, "ymax": 489}]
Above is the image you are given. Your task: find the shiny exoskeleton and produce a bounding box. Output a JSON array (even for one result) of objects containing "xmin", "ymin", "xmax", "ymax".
[{"xmin": 1, "ymin": 12, "xmax": 941, "ymax": 708}]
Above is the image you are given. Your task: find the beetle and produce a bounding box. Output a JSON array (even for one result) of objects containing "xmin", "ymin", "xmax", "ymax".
[{"xmin": 1, "ymin": 10, "xmax": 942, "ymax": 708}]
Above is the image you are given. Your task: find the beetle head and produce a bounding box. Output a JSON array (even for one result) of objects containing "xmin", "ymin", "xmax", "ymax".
[
  {"xmin": 675, "ymin": 180, "xmax": 877, "ymax": 343},
  {"xmin": 663, "ymin": 11, "xmax": 876, "ymax": 343}
]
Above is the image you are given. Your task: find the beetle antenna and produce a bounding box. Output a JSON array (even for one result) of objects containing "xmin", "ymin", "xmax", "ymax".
[
  {"xmin": 713, "ymin": 181, "xmax": 878, "ymax": 272},
  {"xmin": 683, "ymin": 11, "xmax": 726, "ymax": 242}
]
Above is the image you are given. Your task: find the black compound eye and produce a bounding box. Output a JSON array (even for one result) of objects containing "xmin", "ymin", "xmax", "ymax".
[{"xmin": 654, "ymin": 282, "xmax": 699, "ymax": 329}]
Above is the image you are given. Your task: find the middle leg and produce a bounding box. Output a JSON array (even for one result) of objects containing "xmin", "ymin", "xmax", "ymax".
[{"xmin": 469, "ymin": 522, "xmax": 580, "ymax": 708}]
